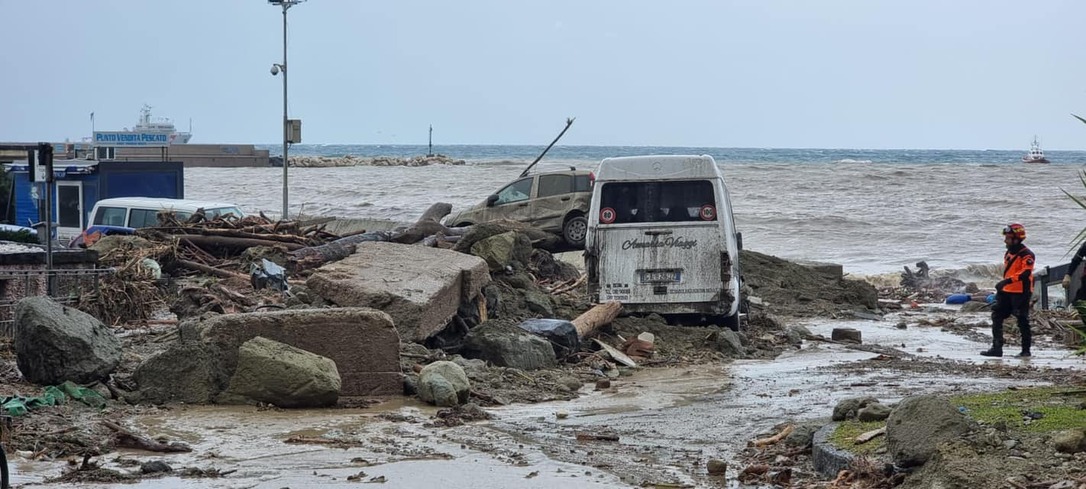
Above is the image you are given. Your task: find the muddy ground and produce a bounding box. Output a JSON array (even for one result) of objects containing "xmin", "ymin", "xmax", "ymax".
[{"xmin": 1, "ymin": 247, "xmax": 1084, "ymax": 488}]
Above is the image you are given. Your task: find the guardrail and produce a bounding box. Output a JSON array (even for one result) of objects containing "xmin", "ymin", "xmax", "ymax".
[
  {"xmin": 0, "ymin": 268, "xmax": 113, "ymax": 338},
  {"xmin": 1034, "ymin": 263, "xmax": 1070, "ymax": 310}
]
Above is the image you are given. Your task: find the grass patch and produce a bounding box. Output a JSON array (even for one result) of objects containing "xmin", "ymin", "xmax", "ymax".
[
  {"xmin": 950, "ymin": 386, "xmax": 1086, "ymax": 432},
  {"xmin": 830, "ymin": 387, "xmax": 1086, "ymax": 454},
  {"xmin": 829, "ymin": 420, "xmax": 885, "ymax": 455}
]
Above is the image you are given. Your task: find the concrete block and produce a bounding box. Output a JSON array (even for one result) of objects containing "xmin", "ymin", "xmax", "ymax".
[
  {"xmin": 306, "ymin": 241, "xmax": 491, "ymax": 342},
  {"xmin": 188, "ymin": 308, "xmax": 400, "ymax": 397}
]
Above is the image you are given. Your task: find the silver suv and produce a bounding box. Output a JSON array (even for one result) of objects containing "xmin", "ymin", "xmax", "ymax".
[{"xmin": 446, "ymin": 169, "xmax": 594, "ymax": 248}]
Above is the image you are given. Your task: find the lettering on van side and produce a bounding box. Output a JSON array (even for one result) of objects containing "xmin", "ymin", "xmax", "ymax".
[{"xmin": 621, "ymin": 236, "xmax": 697, "ymax": 251}]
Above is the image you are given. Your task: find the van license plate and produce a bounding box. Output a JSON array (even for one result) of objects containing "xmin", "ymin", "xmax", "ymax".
[{"xmin": 641, "ymin": 270, "xmax": 681, "ymax": 283}]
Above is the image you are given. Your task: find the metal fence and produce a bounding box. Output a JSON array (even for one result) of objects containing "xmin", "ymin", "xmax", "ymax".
[{"xmin": 0, "ymin": 268, "xmax": 113, "ymax": 338}]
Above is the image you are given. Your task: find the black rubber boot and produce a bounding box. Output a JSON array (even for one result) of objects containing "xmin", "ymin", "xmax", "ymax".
[
  {"xmin": 980, "ymin": 348, "xmax": 1003, "ymax": 357},
  {"xmin": 1016, "ymin": 350, "xmax": 1031, "ymax": 357}
]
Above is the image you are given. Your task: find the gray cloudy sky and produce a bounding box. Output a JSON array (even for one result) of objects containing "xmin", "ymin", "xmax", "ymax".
[{"xmin": 1, "ymin": 0, "xmax": 1084, "ymax": 149}]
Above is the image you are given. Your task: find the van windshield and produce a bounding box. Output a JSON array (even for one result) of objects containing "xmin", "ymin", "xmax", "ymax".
[
  {"xmin": 206, "ymin": 207, "xmax": 243, "ymax": 219},
  {"xmin": 599, "ymin": 181, "xmax": 717, "ymax": 224}
]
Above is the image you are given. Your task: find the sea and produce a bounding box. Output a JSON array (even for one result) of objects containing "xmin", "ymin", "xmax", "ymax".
[{"xmin": 183, "ymin": 145, "xmax": 1086, "ymax": 282}]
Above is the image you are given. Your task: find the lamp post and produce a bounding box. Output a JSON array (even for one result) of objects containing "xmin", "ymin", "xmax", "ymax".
[{"xmin": 269, "ymin": 0, "xmax": 304, "ymax": 219}]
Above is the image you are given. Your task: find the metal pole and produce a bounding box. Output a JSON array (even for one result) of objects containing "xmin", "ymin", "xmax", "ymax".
[{"xmin": 281, "ymin": 3, "xmax": 290, "ymax": 220}]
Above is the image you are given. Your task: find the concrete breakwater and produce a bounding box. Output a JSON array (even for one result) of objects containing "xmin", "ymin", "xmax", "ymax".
[{"xmin": 289, "ymin": 154, "xmax": 466, "ymax": 167}]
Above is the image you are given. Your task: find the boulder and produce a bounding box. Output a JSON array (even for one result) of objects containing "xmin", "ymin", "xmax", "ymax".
[
  {"xmin": 182, "ymin": 308, "xmax": 400, "ymax": 396},
  {"xmin": 471, "ymin": 231, "xmax": 516, "ymax": 271},
  {"xmin": 418, "ymin": 361, "xmax": 470, "ymax": 407},
  {"xmin": 14, "ymin": 297, "xmax": 122, "ymax": 385},
  {"xmin": 785, "ymin": 423, "xmax": 823, "ymax": 448},
  {"xmin": 832, "ymin": 396, "xmax": 878, "ymax": 421},
  {"xmin": 885, "ymin": 395, "xmax": 974, "ymax": 467},
  {"xmin": 522, "ymin": 290, "xmax": 555, "ymax": 317},
  {"xmin": 224, "ymin": 337, "xmax": 341, "ymax": 408},
  {"xmin": 133, "ymin": 343, "xmax": 218, "ymax": 404},
  {"xmin": 857, "ymin": 402, "xmax": 892, "ymax": 422},
  {"xmin": 831, "ymin": 328, "xmax": 862, "ymax": 343},
  {"xmin": 461, "ymin": 321, "xmax": 557, "ymax": 371},
  {"xmin": 1053, "ymin": 428, "xmax": 1086, "ymax": 454},
  {"xmin": 306, "ymin": 241, "xmax": 490, "ymax": 342}
]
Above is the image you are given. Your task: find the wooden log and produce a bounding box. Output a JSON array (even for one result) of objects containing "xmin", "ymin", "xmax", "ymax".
[
  {"xmin": 103, "ymin": 421, "xmax": 192, "ymax": 453},
  {"xmin": 391, "ymin": 203, "xmax": 455, "ymax": 244},
  {"xmin": 176, "ymin": 259, "xmax": 248, "ymax": 280},
  {"xmin": 181, "ymin": 234, "xmax": 305, "ymax": 251},
  {"xmin": 749, "ymin": 424, "xmax": 794, "ymax": 448},
  {"xmin": 287, "ymin": 230, "xmax": 392, "ymax": 269},
  {"xmin": 572, "ymin": 301, "xmax": 622, "ymax": 338},
  {"xmin": 854, "ymin": 427, "xmax": 886, "ymax": 444}
]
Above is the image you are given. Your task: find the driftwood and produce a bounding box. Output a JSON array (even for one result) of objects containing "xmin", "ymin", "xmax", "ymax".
[
  {"xmin": 103, "ymin": 421, "xmax": 192, "ymax": 453},
  {"xmin": 749, "ymin": 424, "xmax": 794, "ymax": 447},
  {"xmin": 390, "ymin": 203, "xmax": 455, "ymax": 244},
  {"xmin": 854, "ymin": 427, "xmax": 886, "ymax": 444},
  {"xmin": 181, "ymin": 234, "xmax": 304, "ymax": 252},
  {"xmin": 572, "ymin": 301, "xmax": 622, "ymax": 338},
  {"xmin": 176, "ymin": 259, "xmax": 248, "ymax": 280}
]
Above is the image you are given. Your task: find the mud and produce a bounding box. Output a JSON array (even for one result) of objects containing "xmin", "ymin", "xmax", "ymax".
[{"xmin": 3, "ymin": 245, "xmax": 1084, "ymax": 488}]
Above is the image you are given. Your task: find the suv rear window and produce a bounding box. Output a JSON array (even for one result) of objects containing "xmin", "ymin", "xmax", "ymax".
[
  {"xmin": 599, "ymin": 181, "xmax": 717, "ymax": 224},
  {"xmin": 537, "ymin": 174, "xmax": 573, "ymax": 198}
]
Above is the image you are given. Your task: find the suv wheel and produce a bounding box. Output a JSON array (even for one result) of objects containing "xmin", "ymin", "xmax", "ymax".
[{"xmin": 563, "ymin": 216, "xmax": 588, "ymax": 248}]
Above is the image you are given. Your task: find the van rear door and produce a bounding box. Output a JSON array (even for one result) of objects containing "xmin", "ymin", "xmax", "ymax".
[{"xmin": 593, "ymin": 180, "xmax": 725, "ymax": 305}]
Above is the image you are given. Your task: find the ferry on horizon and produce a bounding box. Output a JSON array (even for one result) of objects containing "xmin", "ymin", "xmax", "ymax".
[{"xmin": 85, "ymin": 105, "xmax": 192, "ymax": 144}]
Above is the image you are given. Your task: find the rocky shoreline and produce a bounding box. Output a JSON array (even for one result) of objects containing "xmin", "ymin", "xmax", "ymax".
[{"xmin": 287, "ymin": 154, "xmax": 467, "ymax": 167}]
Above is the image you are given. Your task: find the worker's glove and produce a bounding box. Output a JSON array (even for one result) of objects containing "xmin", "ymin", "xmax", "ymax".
[
  {"xmin": 995, "ymin": 279, "xmax": 1010, "ymax": 292},
  {"xmin": 1063, "ymin": 275, "xmax": 1072, "ymax": 289}
]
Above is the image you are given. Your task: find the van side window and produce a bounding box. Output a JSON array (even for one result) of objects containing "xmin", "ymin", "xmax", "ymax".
[
  {"xmin": 127, "ymin": 209, "xmax": 160, "ymax": 229},
  {"xmin": 495, "ymin": 178, "xmax": 533, "ymax": 205},
  {"xmin": 93, "ymin": 207, "xmax": 127, "ymax": 226},
  {"xmin": 599, "ymin": 181, "xmax": 717, "ymax": 224},
  {"xmin": 537, "ymin": 174, "xmax": 573, "ymax": 198}
]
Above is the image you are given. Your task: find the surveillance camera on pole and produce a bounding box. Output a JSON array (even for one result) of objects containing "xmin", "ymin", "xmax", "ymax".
[{"xmin": 270, "ymin": 64, "xmax": 280, "ymax": 76}]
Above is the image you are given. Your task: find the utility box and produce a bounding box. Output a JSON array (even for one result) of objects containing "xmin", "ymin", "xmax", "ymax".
[{"xmin": 287, "ymin": 119, "xmax": 302, "ymax": 144}]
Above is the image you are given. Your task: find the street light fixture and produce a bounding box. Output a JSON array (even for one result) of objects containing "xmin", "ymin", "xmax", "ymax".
[{"xmin": 268, "ymin": 0, "xmax": 305, "ymax": 220}]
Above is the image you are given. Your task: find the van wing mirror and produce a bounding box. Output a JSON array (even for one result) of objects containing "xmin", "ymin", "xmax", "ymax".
[
  {"xmin": 486, "ymin": 194, "xmax": 499, "ymax": 207},
  {"xmin": 736, "ymin": 231, "xmax": 743, "ymax": 251}
]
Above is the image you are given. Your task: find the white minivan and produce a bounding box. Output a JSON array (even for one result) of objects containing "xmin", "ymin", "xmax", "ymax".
[
  {"xmin": 585, "ymin": 155, "xmax": 743, "ymax": 329},
  {"xmin": 71, "ymin": 197, "xmax": 245, "ymax": 247}
]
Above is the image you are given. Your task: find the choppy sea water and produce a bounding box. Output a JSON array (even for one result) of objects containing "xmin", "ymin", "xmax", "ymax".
[{"xmin": 186, "ymin": 145, "xmax": 1086, "ymax": 277}]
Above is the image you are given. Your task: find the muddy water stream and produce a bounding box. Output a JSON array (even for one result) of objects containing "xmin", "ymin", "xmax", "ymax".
[{"xmin": 16, "ymin": 315, "xmax": 1083, "ymax": 488}]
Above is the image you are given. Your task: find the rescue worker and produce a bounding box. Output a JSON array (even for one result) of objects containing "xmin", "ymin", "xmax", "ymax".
[{"xmin": 981, "ymin": 223, "xmax": 1035, "ymax": 357}]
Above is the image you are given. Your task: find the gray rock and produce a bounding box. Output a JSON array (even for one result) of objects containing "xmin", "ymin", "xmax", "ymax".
[
  {"xmin": 418, "ymin": 361, "xmax": 470, "ymax": 407},
  {"xmin": 14, "ymin": 297, "xmax": 122, "ymax": 385},
  {"xmin": 306, "ymin": 242, "xmax": 490, "ymax": 342},
  {"xmin": 857, "ymin": 402, "xmax": 892, "ymax": 422},
  {"xmin": 711, "ymin": 329, "xmax": 746, "ymax": 356},
  {"xmin": 832, "ymin": 396, "xmax": 878, "ymax": 421},
  {"xmin": 960, "ymin": 301, "xmax": 991, "ymax": 313},
  {"xmin": 1053, "ymin": 428, "xmax": 1086, "ymax": 454},
  {"xmin": 522, "ymin": 290, "xmax": 555, "ymax": 316},
  {"xmin": 224, "ymin": 337, "xmax": 341, "ymax": 408},
  {"xmin": 133, "ymin": 343, "xmax": 218, "ymax": 404},
  {"xmin": 706, "ymin": 459, "xmax": 727, "ymax": 475},
  {"xmin": 785, "ymin": 423, "xmax": 823, "ymax": 448},
  {"xmin": 471, "ymin": 231, "xmax": 517, "ymax": 271},
  {"xmin": 140, "ymin": 461, "xmax": 172, "ymax": 474},
  {"xmin": 461, "ymin": 321, "xmax": 557, "ymax": 371},
  {"xmin": 885, "ymin": 395, "xmax": 974, "ymax": 467}
]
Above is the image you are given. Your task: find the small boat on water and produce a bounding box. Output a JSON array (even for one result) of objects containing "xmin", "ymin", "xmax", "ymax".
[{"xmin": 1022, "ymin": 136, "xmax": 1049, "ymax": 164}]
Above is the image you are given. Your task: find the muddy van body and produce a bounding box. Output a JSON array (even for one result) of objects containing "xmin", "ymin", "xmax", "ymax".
[{"xmin": 585, "ymin": 155, "xmax": 742, "ymax": 328}]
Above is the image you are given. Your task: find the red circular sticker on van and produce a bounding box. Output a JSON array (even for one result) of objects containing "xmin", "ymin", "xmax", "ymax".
[
  {"xmin": 699, "ymin": 205, "xmax": 716, "ymax": 221},
  {"xmin": 600, "ymin": 207, "xmax": 617, "ymax": 224}
]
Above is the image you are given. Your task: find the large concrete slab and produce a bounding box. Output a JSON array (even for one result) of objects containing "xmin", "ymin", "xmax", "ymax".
[
  {"xmin": 306, "ymin": 241, "xmax": 491, "ymax": 342},
  {"xmin": 183, "ymin": 308, "xmax": 401, "ymax": 397}
]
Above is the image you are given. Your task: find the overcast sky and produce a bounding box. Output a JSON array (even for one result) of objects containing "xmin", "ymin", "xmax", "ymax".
[{"xmin": 1, "ymin": 0, "xmax": 1084, "ymax": 149}]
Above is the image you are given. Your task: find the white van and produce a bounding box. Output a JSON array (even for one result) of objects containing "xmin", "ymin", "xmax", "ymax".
[
  {"xmin": 71, "ymin": 197, "xmax": 245, "ymax": 247},
  {"xmin": 585, "ymin": 155, "xmax": 743, "ymax": 329}
]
